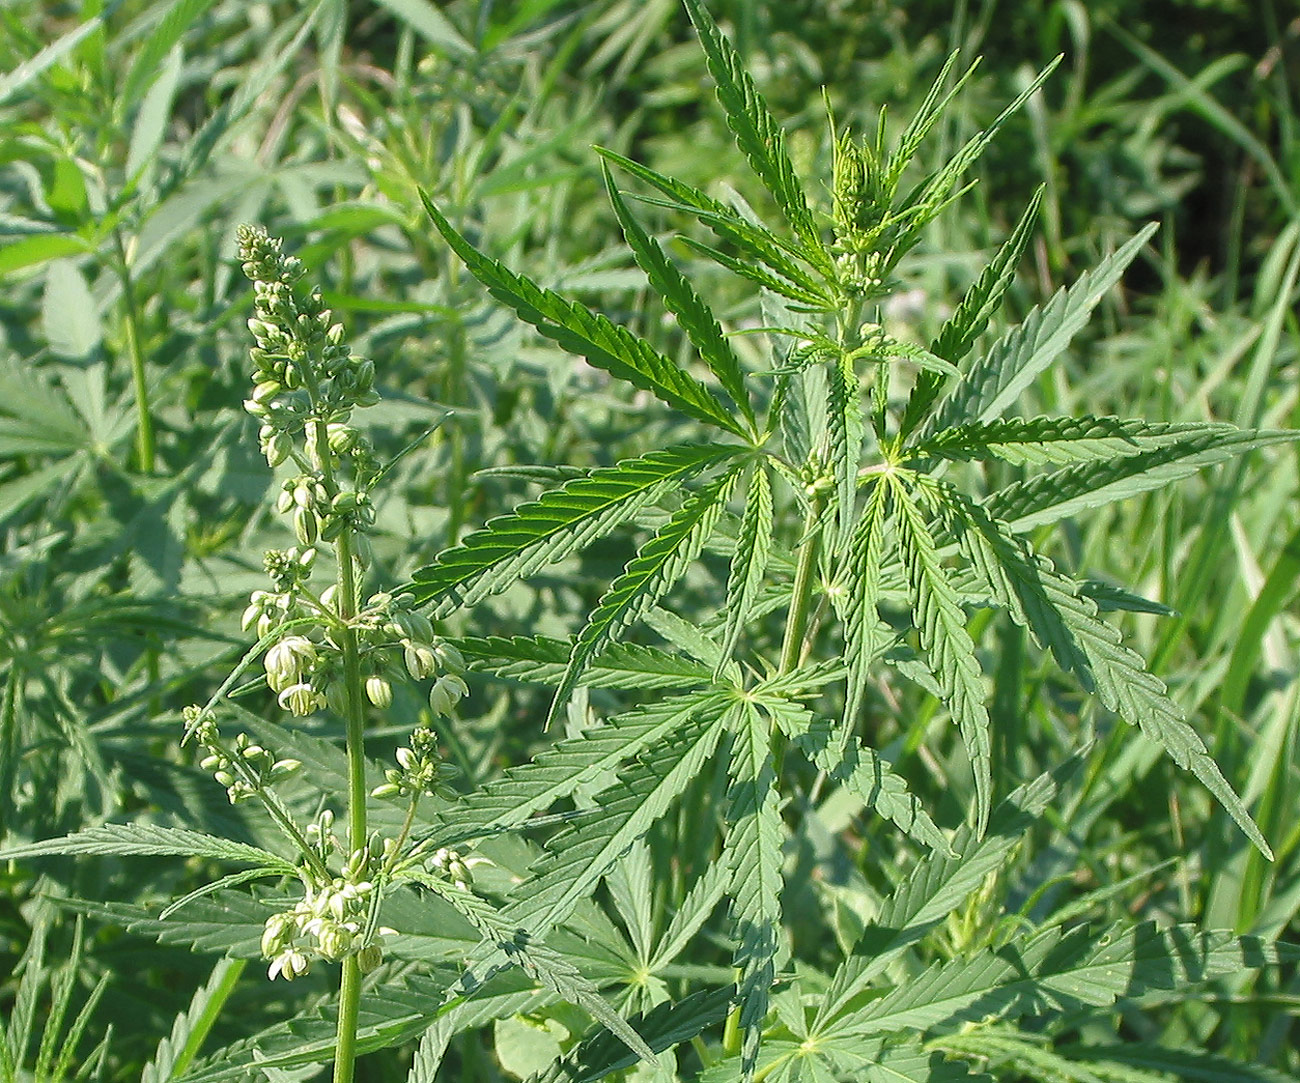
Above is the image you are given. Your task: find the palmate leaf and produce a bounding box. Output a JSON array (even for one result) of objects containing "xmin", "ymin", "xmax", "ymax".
[
  {"xmin": 603, "ymin": 162, "xmax": 755, "ymax": 429},
  {"xmin": 936, "ymin": 479, "xmax": 1270, "ymax": 855},
  {"xmin": 407, "ymin": 442, "xmax": 740, "ymax": 613},
  {"xmin": 459, "ymin": 714, "xmax": 728, "ymax": 991},
  {"xmin": 891, "ymin": 475, "xmax": 993, "ymax": 833},
  {"xmin": 985, "ymin": 427, "xmax": 1299, "ymax": 533},
  {"xmin": 836, "ymin": 921, "xmax": 1296, "ymax": 1039},
  {"xmin": 456, "ymin": 634, "xmax": 712, "ymax": 690},
  {"xmin": 595, "ymin": 147, "xmax": 831, "ymax": 304},
  {"xmin": 420, "ymin": 192, "xmax": 747, "ymax": 438},
  {"xmin": 408, "ymin": 876, "xmax": 660, "ymax": 1069},
  {"xmin": 548, "ymin": 466, "xmax": 743, "ymax": 727},
  {"xmin": 911, "ymin": 416, "xmax": 1234, "ymax": 467},
  {"xmin": 918, "ymin": 223, "xmax": 1159, "ymax": 443},
  {"xmin": 814, "ymin": 761, "xmax": 1068, "ymax": 1031},
  {"xmin": 903, "ymin": 60, "xmax": 1057, "ymax": 241},
  {"xmin": 724, "ymin": 700, "xmax": 785, "ymax": 1076},
  {"xmin": 681, "ymin": 0, "xmax": 826, "ymax": 268},
  {"xmin": 718, "ymin": 463, "xmax": 774, "ymax": 673},
  {"xmin": 0, "ymin": 823, "xmax": 296, "ymax": 870},
  {"xmin": 433, "ymin": 692, "xmax": 727, "ymax": 842}
]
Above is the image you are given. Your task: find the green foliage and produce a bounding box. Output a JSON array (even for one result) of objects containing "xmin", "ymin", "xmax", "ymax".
[{"xmin": 0, "ymin": 1, "xmax": 1297, "ymax": 1081}]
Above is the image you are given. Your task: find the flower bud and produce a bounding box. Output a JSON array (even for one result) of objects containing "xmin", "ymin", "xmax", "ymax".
[
  {"xmin": 365, "ymin": 675, "xmax": 393, "ymax": 708},
  {"xmin": 278, "ymin": 682, "xmax": 323, "ymax": 717},
  {"xmin": 357, "ymin": 942, "xmax": 383, "ymax": 973},
  {"xmin": 428, "ymin": 673, "xmax": 468, "ymax": 716},
  {"xmin": 293, "ymin": 506, "xmax": 319, "ymax": 546},
  {"xmin": 404, "ymin": 643, "xmax": 437, "ymax": 680}
]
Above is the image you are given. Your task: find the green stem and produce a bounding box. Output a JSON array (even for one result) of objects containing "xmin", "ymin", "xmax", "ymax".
[
  {"xmin": 114, "ymin": 231, "xmax": 155, "ymax": 474},
  {"xmin": 332, "ymin": 524, "xmax": 368, "ymax": 1083},
  {"xmin": 778, "ymin": 497, "xmax": 825, "ymax": 676},
  {"xmin": 334, "ymin": 956, "xmax": 362, "ymax": 1083}
]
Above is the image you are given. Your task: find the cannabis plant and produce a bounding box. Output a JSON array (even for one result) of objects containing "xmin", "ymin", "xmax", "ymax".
[{"xmin": 2, "ymin": 1, "xmax": 1296, "ymax": 1080}]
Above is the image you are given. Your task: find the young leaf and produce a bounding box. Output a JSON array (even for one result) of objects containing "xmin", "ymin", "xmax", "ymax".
[
  {"xmin": 548, "ymin": 466, "xmax": 743, "ymax": 727},
  {"xmin": 421, "ymin": 191, "xmax": 747, "ymax": 437},
  {"xmin": 892, "ymin": 476, "xmax": 993, "ymax": 833},
  {"xmin": 680, "ymin": 0, "xmax": 826, "ymax": 267},
  {"xmin": 596, "ymin": 146, "xmax": 830, "ymax": 302},
  {"xmin": 717, "ymin": 464, "xmax": 774, "ymax": 673},
  {"xmin": 458, "ymin": 715, "xmax": 728, "ymax": 988},
  {"xmin": 724, "ymin": 700, "xmax": 785, "ymax": 1075},
  {"xmin": 407, "ymin": 442, "xmax": 740, "ymax": 613},
  {"xmin": 602, "ymin": 162, "xmax": 755, "ymax": 428},
  {"xmin": 919, "ymin": 222, "xmax": 1159, "ymax": 442},
  {"xmin": 899, "ymin": 188, "xmax": 1044, "ymax": 439}
]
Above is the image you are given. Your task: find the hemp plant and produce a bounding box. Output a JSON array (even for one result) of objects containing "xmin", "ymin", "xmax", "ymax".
[{"xmin": 2, "ymin": 2, "xmax": 1297, "ymax": 1080}]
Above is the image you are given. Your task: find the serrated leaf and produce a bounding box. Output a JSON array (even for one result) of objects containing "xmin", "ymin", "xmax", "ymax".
[
  {"xmin": 892, "ymin": 476, "xmax": 992, "ymax": 833},
  {"xmin": 920, "ymin": 223, "xmax": 1158, "ymax": 442},
  {"xmin": 603, "ymin": 163, "xmax": 754, "ymax": 427},
  {"xmin": 724, "ymin": 700, "xmax": 785, "ymax": 1076},
  {"xmin": 408, "ymin": 442, "xmax": 739, "ymax": 613},
  {"xmin": 548, "ymin": 467, "xmax": 743, "ymax": 727},
  {"xmin": 596, "ymin": 147, "xmax": 830, "ymax": 301},
  {"xmin": 827, "ymin": 352, "xmax": 865, "ymax": 550},
  {"xmin": 457, "ymin": 634, "xmax": 712, "ymax": 690},
  {"xmin": 422, "ymin": 192, "xmax": 746, "ymax": 437},
  {"xmin": 912, "ymin": 416, "xmax": 1232, "ymax": 467},
  {"xmin": 460, "ymin": 715, "xmax": 728, "ymax": 992},
  {"xmin": 815, "ymin": 757, "xmax": 1071, "ymax": 1030},
  {"xmin": 985, "ymin": 428, "xmax": 1299, "ymax": 533},
  {"xmin": 530, "ymin": 987, "xmax": 735, "ymax": 1083},
  {"xmin": 0, "ymin": 823, "xmax": 295, "ymax": 869},
  {"xmin": 794, "ymin": 716, "xmax": 949, "ymax": 854},
  {"xmin": 865, "ymin": 1041, "xmax": 994, "ymax": 1083},
  {"xmin": 42, "ymin": 260, "xmax": 102, "ymax": 359},
  {"xmin": 840, "ymin": 478, "xmax": 891, "ymax": 745},
  {"xmin": 718, "ymin": 464, "xmax": 774, "ymax": 673},
  {"xmin": 838, "ymin": 922, "xmax": 1293, "ymax": 1038},
  {"xmin": 678, "ymin": 236, "xmax": 832, "ymax": 307},
  {"xmin": 435, "ymin": 692, "xmax": 727, "ymax": 843},
  {"xmin": 1074, "ymin": 1044, "xmax": 1299, "ymax": 1083},
  {"xmin": 681, "ymin": 0, "xmax": 825, "ymax": 265},
  {"xmin": 939, "ymin": 480, "xmax": 1270, "ymax": 855}
]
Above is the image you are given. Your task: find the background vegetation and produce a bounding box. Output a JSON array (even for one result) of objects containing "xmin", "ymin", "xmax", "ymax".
[{"xmin": 1, "ymin": 0, "xmax": 1297, "ymax": 1078}]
